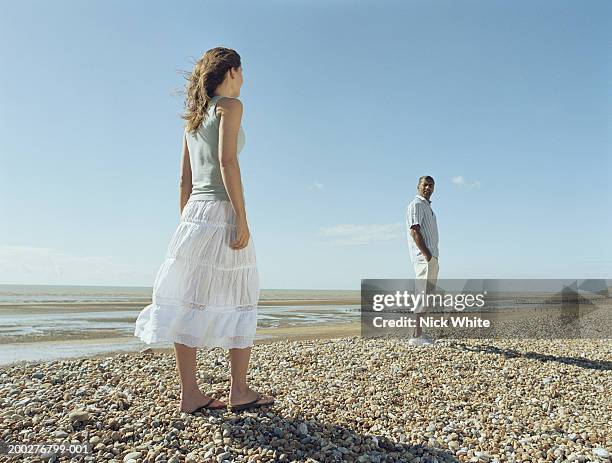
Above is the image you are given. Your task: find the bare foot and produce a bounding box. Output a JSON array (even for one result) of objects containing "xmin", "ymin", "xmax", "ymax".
[
  {"xmin": 179, "ymin": 390, "xmax": 225, "ymax": 413},
  {"xmin": 229, "ymin": 387, "xmax": 274, "ymax": 407}
]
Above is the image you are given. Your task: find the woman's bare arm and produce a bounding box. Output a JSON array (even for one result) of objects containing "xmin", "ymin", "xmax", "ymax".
[
  {"xmin": 179, "ymin": 131, "xmax": 192, "ymax": 216},
  {"xmin": 216, "ymin": 97, "xmax": 249, "ymax": 250}
]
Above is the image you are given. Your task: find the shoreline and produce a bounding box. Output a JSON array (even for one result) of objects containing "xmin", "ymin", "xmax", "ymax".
[
  {"xmin": 0, "ymin": 321, "xmax": 362, "ymax": 367},
  {"xmin": 2, "ymin": 300, "xmax": 609, "ymax": 365}
]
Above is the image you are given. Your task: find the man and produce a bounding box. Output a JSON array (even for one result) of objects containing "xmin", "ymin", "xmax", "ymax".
[{"xmin": 406, "ymin": 175, "xmax": 439, "ymax": 346}]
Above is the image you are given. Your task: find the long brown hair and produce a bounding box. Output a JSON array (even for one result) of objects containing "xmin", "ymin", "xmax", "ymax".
[{"xmin": 182, "ymin": 47, "xmax": 241, "ymax": 133}]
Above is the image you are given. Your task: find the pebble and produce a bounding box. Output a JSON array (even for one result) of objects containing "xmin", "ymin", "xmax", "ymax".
[
  {"xmin": 15, "ymin": 397, "xmax": 31, "ymax": 406},
  {"xmin": 69, "ymin": 410, "xmax": 91, "ymax": 422},
  {"xmin": 0, "ymin": 337, "xmax": 609, "ymax": 463},
  {"xmin": 171, "ymin": 420, "xmax": 184, "ymax": 430},
  {"xmin": 297, "ymin": 422, "xmax": 308, "ymax": 435},
  {"xmin": 123, "ymin": 451, "xmax": 142, "ymax": 461},
  {"xmin": 475, "ymin": 451, "xmax": 492, "ymax": 462},
  {"xmin": 89, "ymin": 436, "xmax": 101, "ymax": 445}
]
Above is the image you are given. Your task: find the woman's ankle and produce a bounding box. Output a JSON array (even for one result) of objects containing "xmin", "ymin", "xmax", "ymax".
[
  {"xmin": 180, "ymin": 385, "xmax": 201, "ymax": 397},
  {"xmin": 229, "ymin": 382, "xmax": 249, "ymax": 395}
]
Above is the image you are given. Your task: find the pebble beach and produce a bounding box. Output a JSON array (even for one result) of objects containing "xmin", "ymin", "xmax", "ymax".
[{"xmin": 1, "ymin": 337, "xmax": 611, "ymax": 463}]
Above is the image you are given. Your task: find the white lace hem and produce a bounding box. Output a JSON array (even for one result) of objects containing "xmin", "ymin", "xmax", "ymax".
[{"xmin": 134, "ymin": 302, "xmax": 257, "ymax": 349}]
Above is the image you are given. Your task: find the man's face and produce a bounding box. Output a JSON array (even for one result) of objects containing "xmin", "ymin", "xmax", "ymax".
[{"xmin": 418, "ymin": 179, "xmax": 435, "ymax": 199}]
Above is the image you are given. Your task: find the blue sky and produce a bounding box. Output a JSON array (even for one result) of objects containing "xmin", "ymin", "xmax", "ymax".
[{"xmin": 0, "ymin": 0, "xmax": 610, "ymax": 289}]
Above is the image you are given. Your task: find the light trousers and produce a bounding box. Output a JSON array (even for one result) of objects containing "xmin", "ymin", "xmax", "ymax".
[{"xmin": 413, "ymin": 256, "xmax": 439, "ymax": 314}]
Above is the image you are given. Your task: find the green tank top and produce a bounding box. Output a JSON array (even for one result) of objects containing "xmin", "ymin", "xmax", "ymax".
[{"xmin": 185, "ymin": 95, "xmax": 246, "ymax": 201}]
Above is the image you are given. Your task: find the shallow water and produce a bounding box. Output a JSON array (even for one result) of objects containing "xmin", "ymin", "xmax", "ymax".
[
  {"xmin": 0, "ymin": 284, "xmax": 359, "ymax": 365},
  {"xmin": 0, "ymin": 305, "xmax": 358, "ymax": 339}
]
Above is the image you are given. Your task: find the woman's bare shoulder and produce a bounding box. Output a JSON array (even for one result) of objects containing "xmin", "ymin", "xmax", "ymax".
[{"xmin": 215, "ymin": 97, "xmax": 243, "ymax": 118}]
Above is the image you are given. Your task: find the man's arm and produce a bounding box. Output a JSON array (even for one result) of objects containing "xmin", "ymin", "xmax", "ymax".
[
  {"xmin": 410, "ymin": 225, "xmax": 432, "ymax": 262},
  {"xmin": 406, "ymin": 202, "xmax": 432, "ymax": 261}
]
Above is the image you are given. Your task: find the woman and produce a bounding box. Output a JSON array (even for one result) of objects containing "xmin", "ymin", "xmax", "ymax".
[{"xmin": 134, "ymin": 47, "xmax": 274, "ymax": 413}]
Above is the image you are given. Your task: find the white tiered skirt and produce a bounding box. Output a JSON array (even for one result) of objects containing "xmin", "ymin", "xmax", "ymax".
[{"xmin": 134, "ymin": 200, "xmax": 259, "ymax": 349}]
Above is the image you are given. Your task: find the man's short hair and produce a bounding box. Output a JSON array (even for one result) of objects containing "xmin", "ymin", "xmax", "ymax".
[{"xmin": 418, "ymin": 175, "xmax": 435, "ymax": 185}]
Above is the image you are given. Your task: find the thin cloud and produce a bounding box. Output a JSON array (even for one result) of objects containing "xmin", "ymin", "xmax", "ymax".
[
  {"xmin": 451, "ymin": 175, "xmax": 481, "ymax": 189},
  {"xmin": 318, "ymin": 223, "xmax": 403, "ymax": 246},
  {"xmin": 0, "ymin": 245, "xmax": 148, "ymax": 285},
  {"xmin": 309, "ymin": 182, "xmax": 324, "ymax": 191}
]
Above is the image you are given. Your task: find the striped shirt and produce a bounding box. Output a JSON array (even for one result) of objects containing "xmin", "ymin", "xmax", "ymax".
[{"xmin": 406, "ymin": 195, "xmax": 439, "ymax": 263}]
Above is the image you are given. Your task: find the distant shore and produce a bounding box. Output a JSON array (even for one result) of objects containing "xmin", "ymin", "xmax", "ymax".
[{"xmin": 0, "ymin": 298, "xmax": 360, "ymax": 312}]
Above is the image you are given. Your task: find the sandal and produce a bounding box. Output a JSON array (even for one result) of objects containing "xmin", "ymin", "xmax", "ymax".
[
  {"xmin": 229, "ymin": 392, "xmax": 274, "ymax": 412},
  {"xmin": 186, "ymin": 397, "xmax": 226, "ymax": 414}
]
